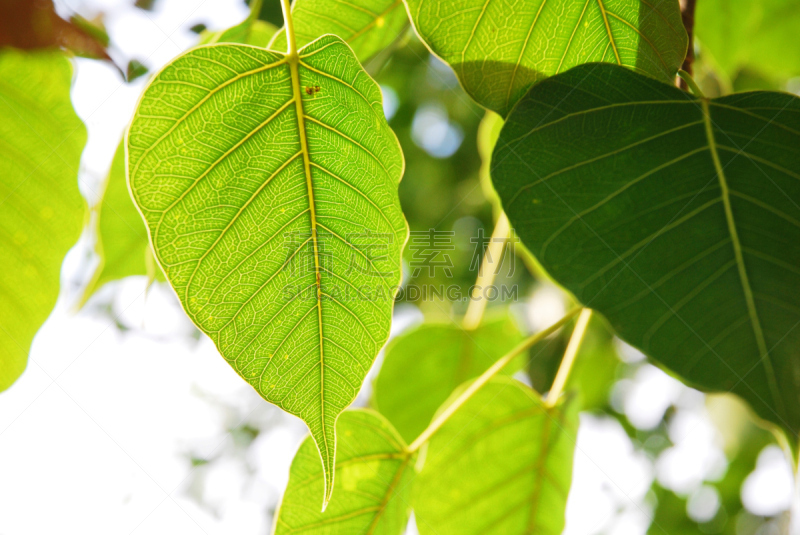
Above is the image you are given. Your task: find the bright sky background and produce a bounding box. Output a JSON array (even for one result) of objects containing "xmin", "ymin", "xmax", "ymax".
[{"xmin": 0, "ymin": 1, "xmax": 795, "ymax": 534}]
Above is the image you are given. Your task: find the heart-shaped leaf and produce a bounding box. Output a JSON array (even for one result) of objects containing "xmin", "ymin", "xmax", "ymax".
[
  {"xmin": 127, "ymin": 35, "xmax": 407, "ymax": 506},
  {"xmin": 492, "ymin": 63, "xmax": 800, "ymax": 439},
  {"xmin": 414, "ymin": 377, "xmax": 578, "ymax": 535},
  {"xmin": 404, "ymin": 0, "xmax": 687, "ymax": 116},
  {"xmin": 274, "ymin": 410, "xmax": 415, "ymax": 534},
  {"xmin": 0, "ymin": 49, "xmax": 86, "ymax": 391}
]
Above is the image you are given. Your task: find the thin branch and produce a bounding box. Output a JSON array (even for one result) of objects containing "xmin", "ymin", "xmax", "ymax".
[
  {"xmin": 407, "ymin": 306, "xmax": 582, "ymax": 453},
  {"xmin": 678, "ymin": 70, "xmax": 705, "ymax": 97},
  {"xmin": 279, "ymin": 0, "xmax": 297, "ymax": 57},
  {"xmin": 463, "ymin": 212, "xmax": 510, "ymax": 330},
  {"xmin": 545, "ymin": 308, "xmax": 592, "ymax": 408}
]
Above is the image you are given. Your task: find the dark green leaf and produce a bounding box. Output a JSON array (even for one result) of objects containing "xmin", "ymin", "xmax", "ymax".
[
  {"xmin": 372, "ymin": 313, "xmax": 524, "ymax": 443},
  {"xmin": 492, "ymin": 63, "xmax": 800, "ymax": 439},
  {"xmin": 404, "ymin": 0, "xmax": 687, "ymax": 116},
  {"xmin": 0, "ymin": 50, "xmax": 86, "ymax": 390},
  {"xmin": 414, "ymin": 377, "xmax": 578, "ymax": 535},
  {"xmin": 274, "ymin": 410, "xmax": 415, "ymax": 534},
  {"xmin": 127, "ymin": 36, "xmax": 407, "ymax": 506}
]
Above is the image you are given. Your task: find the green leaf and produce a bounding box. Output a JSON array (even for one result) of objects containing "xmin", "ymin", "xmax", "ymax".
[
  {"xmin": 127, "ymin": 35, "xmax": 407, "ymax": 507},
  {"xmin": 269, "ymin": 0, "xmax": 408, "ymax": 63},
  {"xmin": 82, "ymin": 142, "xmax": 163, "ymax": 305},
  {"xmin": 404, "ymin": 0, "xmax": 688, "ymax": 117},
  {"xmin": 492, "ymin": 63, "xmax": 800, "ymax": 439},
  {"xmin": 198, "ymin": 0, "xmax": 277, "ymax": 46},
  {"xmin": 696, "ymin": 0, "xmax": 800, "ymax": 87},
  {"xmin": 0, "ymin": 49, "xmax": 86, "ymax": 391},
  {"xmin": 414, "ymin": 377, "xmax": 578, "ymax": 535},
  {"xmin": 274, "ymin": 409, "xmax": 415, "ymax": 534},
  {"xmin": 373, "ymin": 313, "xmax": 524, "ymax": 443},
  {"xmin": 248, "ymin": 20, "xmax": 281, "ymax": 48}
]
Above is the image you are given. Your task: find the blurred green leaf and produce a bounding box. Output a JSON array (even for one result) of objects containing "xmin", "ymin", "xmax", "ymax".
[
  {"xmin": 247, "ymin": 20, "xmax": 280, "ymax": 48},
  {"xmin": 373, "ymin": 313, "xmax": 524, "ymax": 443},
  {"xmin": 404, "ymin": 0, "xmax": 687, "ymax": 116},
  {"xmin": 198, "ymin": 0, "xmax": 276, "ymax": 46},
  {"xmin": 696, "ymin": 0, "xmax": 800, "ymax": 88},
  {"xmin": 492, "ymin": 63, "xmax": 800, "ymax": 441},
  {"xmin": 275, "ymin": 410, "xmax": 415, "ymax": 535},
  {"xmin": 81, "ymin": 142, "xmax": 163, "ymax": 306},
  {"xmin": 125, "ymin": 59, "xmax": 149, "ymax": 82},
  {"xmin": 0, "ymin": 49, "xmax": 86, "ymax": 390},
  {"xmin": 269, "ymin": 0, "xmax": 408, "ymax": 63},
  {"xmin": 127, "ymin": 36, "xmax": 406, "ymax": 506},
  {"xmin": 414, "ymin": 377, "xmax": 578, "ymax": 535}
]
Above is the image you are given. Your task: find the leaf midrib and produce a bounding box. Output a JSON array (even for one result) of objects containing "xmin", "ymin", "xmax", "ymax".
[
  {"xmin": 287, "ymin": 50, "xmax": 330, "ymax": 478},
  {"xmin": 701, "ymin": 99, "xmax": 783, "ymax": 417}
]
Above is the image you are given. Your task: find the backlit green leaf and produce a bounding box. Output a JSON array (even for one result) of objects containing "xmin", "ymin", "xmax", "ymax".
[
  {"xmin": 0, "ymin": 49, "xmax": 86, "ymax": 391},
  {"xmin": 372, "ymin": 313, "xmax": 524, "ymax": 443},
  {"xmin": 127, "ymin": 36, "xmax": 407, "ymax": 506},
  {"xmin": 274, "ymin": 409, "xmax": 415, "ymax": 534},
  {"xmin": 492, "ymin": 63, "xmax": 800, "ymax": 439},
  {"xmin": 414, "ymin": 377, "xmax": 578, "ymax": 535},
  {"xmin": 82, "ymin": 142, "xmax": 163, "ymax": 304},
  {"xmin": 404, "ymin": 0, "xmax": 688, "ymax": 116},
  {"xmin": 269, "ymin": 0, "xmax": 408, "ymax": 63},
  {"xmin": 696, "ymin": 0, "xmax": 800, "ymax": 87}
]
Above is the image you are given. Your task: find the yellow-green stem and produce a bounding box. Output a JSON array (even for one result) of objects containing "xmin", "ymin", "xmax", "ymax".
[
  {"xmin": 678, "ymin": 69, "xmax": 705, "ymax": 98},
  {"xmin": 545, "ymin": 308, "xmax": 592, "ymax": 408},
  {"xmin": 463, "ymin": 212, "xmax": 510, "ymax": 330},
  {"xmin": 279, "ymin": 0, "xmax": 297, "ymax": 57},
  {"xmin": 407, "ymin": 306, "xmax": 582, "ymax": 453}
]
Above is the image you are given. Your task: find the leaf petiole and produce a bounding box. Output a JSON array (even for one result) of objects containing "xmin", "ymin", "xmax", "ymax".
[
  {"xmin": 462, "ymin": 212, "xmax": 510, "ymax": 330},
  {"xmin": 407, "ymin": 306, "xmax": 582, "ymax": 453},
  {"xmin": 279, "ymin": 0, "xmax": 297, "ymax": 57},
  {"xmin": 545, "ymin": 308, "xmax": 592, "ymax": 408},
  {"xmin": 678, "ymin": 69, "xmax": 705, "ymax": 98}
]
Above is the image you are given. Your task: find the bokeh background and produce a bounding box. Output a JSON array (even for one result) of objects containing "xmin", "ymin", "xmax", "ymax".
[{"xmin": 0, "ymin": 1, "xmax": 797, "ymax": 534}]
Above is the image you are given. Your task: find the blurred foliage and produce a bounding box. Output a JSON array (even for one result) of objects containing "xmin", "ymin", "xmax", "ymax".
[
  {"xmin": 371, "ymin": 35, "xmax": 534, "ymax": 318},
  {"xmin": 695, "ymin": 0, "xmax": 800, "ymax": 90}
]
